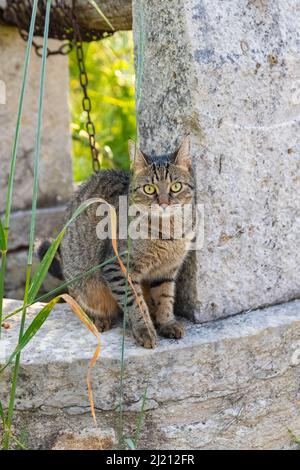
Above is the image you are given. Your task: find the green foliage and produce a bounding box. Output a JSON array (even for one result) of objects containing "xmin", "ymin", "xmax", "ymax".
[
  {"xmin": 69, "ymin": 32, "xmax": 136, "ymax": 182},
  {"xmin": 27, "ymin": 197, "xmax": 115, "ymax": 304},
  {"xmin": 1, "ymin": 297, "xmax": 61, "ymax": 374},
  {"xmin": 288, "ymin": 429, "xmax": 300, "ymax": 449}
]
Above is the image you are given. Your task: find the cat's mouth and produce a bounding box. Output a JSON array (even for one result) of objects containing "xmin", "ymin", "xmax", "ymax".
[{"xmin": 133, "ymin": 203, "xmax": 183, "ymax": 217}]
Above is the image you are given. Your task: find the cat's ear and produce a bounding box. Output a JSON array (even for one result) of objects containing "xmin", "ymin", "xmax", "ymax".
[
  {"xmin": 128, "ymin": 139, "xmax": 148, "ymax": 172},
  {"xmin": 174, "ymin": 136, "xmax": 192, "ymax": 170}
]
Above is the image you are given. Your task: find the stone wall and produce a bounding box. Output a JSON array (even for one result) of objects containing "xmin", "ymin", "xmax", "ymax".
[
  {"xmin": 133, "ymin": 0, "xmax": 300, "ymax": 322},
  {"xmin": 0, "ymin": 25, "xmax": 73, "ymax": 298}
]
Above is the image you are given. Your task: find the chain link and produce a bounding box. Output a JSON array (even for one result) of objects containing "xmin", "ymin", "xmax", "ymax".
[
  {"xmin": 3, "ymin": 0, "xmax": 115, "ymax": 172},
  {"xmin": 72, "ymin": 3, "xmax": 100, "ymax": 173}
]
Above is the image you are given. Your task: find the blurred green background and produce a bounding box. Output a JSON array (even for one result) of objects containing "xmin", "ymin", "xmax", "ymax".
[{"xmin": 69, "ymin": 31, "xmax": 136, "ymax": 182}]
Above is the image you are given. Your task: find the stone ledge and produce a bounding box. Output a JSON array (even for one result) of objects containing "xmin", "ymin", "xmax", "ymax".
[
  {"xmin": 7, "ymin": 206, "xmax": 66, "ymax": 251},
  {"xmin": 1, "ymin": 298, "xmax": 300, "ymax": 449}
]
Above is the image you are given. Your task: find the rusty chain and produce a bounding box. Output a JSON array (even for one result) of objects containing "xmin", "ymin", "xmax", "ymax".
[
  {"xmin": 71, "ymin": 1, "xmax": 100, "ymax": 173},
  {"xmin": 3, "ymin": 0, "xmax": 114, "ymax": 172}
]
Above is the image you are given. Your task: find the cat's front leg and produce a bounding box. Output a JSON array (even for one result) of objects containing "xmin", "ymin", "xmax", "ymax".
[
  {"xmin": 127, "ymin": 274, "xmax": 157, "ymax": 349},
  {"xmin": 149, "ymin": 272, "xmax": 185, "ymax": 339}
]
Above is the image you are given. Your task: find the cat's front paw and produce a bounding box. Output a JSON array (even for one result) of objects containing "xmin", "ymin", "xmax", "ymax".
[
  {"xmin": 94, "ymin": 317, "xmax": 111, "ymax": 332},
  {"xmin": 133, "ymin": 324, "xmax": 157, "ymax": 349},
  {"xmin": 159, "ymin": 321, "xmax": 185, "ymax": 339}
]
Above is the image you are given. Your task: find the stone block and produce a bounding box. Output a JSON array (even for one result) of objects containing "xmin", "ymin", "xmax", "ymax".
[
  {"xmin": 1, "ymin": 298, "xmax": 300, "ymax": 449},
  {"xmin": 0, "ymin": 26, "xmax": 73, "ymax": 211},
  {"xmin": 133, "ymin": 0, "xmax": 300, "ymax": 321},
  {"xmin": 3, "ymin": 206, "xmax": 66, "ymax": 299}
]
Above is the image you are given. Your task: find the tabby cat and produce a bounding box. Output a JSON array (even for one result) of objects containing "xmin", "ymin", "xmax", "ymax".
[{"xmin": 39, "ymin": 137, "xmax": 195, "ymax": 348}]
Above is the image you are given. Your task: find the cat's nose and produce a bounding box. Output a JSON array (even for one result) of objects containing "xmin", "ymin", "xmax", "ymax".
[{"xmin": 160, "ymin": 203, "xmax": 169, "ymax": 210}]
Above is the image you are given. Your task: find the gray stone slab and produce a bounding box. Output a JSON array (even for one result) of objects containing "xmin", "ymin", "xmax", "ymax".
[{"xmin": 1, "ymin": 298, "xmax": 300, "ymax": 449}]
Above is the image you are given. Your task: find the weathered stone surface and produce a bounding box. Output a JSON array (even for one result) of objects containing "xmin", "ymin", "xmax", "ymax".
[
  {"xmin": 0, "ymin": 26, "xmax": 73, "ymax": 211},
  {"xmin": 8, "ymin": 206, "xmax": 66, "ymax": 250},
  {"xmin": 133, "ymin": 0, "xmax": 300, "ymax": 322},
  {"xmin": 5, "ymin": 250, "xmax": 34, "ymax": 295},
  {"xmin": 51, "ymin": 427, "xmax": 115, "ymax": 450},
  {"xmin": 1, "ymin": 298, "xmax": 300, "ymax": 449},
  {"xmin": 5, "ymin": 249, "xmax": 61, "ymax": 300},
  {"xmin": 0, "ymin": 0, "xmax": 132, "ymax": 33}
]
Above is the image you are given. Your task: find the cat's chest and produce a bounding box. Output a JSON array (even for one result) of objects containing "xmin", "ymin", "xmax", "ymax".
[{"xmin": 136, "ymin": 238, "xmax": 188, "ymax": 274}]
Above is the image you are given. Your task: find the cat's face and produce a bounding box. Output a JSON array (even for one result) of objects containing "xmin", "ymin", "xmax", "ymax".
[{"xmin": 129, "ymin": 137, "xmax": 195, "ymax": 213}]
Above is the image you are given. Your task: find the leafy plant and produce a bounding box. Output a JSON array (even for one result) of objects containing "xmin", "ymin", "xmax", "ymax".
[{"xmin": 69, "ymin": 31, "xmax": 136, "ymax": 182}]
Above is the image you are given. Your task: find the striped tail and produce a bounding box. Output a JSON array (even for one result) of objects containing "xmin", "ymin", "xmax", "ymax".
[{"xmin": 35, "ymin": 239, "xmax": 64, "ymax": 280}]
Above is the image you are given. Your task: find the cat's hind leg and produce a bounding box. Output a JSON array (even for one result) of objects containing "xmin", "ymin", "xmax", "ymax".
[{"xmin": 72, "ymin": 275, "xmax": 121, "ymax": 332}]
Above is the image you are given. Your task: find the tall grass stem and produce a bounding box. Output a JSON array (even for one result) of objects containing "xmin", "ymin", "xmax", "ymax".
[
  {"xmin": 0, "ymin": 0, "xmax": 38, "ymax": 339},
  {"xmin": 2, "ymin": 0, "xmax": 52, "ymax": 449}
]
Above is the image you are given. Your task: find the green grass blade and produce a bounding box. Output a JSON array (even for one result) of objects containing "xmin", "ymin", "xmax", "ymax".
[
  {"xmin": 3, "ymin": 252, "xmax": 127, "ymax": 322},
  {"xmin": 2, "ymin": 1, "xmax": 52, "ymax": 450},
  {"xmin": 13, "ymin": 432, "xmax": 28, "ymax": 450},
  {"xmin": 27, "ymin": 197, "xmax": 111, "ymax": 304},
  {"xmin": 0, "ymin": 220, "xmax": 6, "ymax": 252},
  {"xmin": 27, "ymin": 0, "xmax": 51, "ymax": 266},
  {"xmin": 0, "ymin": 400, "xmax": 5, "ymax": 429},
  {"xmin": 118, "ymin": 237, "xmax": 132, "ymax": 445},
  {"xmin": 0, "ymin": 253, "xmax": 7, "ymax": 340},
  {"xmin": 0, "ymin": 296, "xmax": 60, "ymax": 374},
  {"xmin": 0, "ymin": 0, "xmax": 38, "ymax": 341},
  {"xmin": 288, "ymin": 429, "xmax": 300, "ymax": 448},
  {"xmin": 123, "ymin": 385, "xmax": 148, "ymax": 450},
  {"xmin": 135, "ymin": 0, "xmax": 145, "ymax": 116},
  {"xmin": 124, "ymin": 438, "xmax": 136, "ymax": 450},
  {"xmin": 87, "ymin": 0, "xmax": 115, "ymax": 31},
  {"xmin": 0, "ymin": 218, "xmax": 6, "ymax": 339},
  {"xmin": 3, "ymin": 0, "xmax": 38, "ymax": 231},
  {"xmin": 133, "ymin": 384, "xmax": 148, "ymax": 448},
  {"xmin": 1, "ymin": 292, "xmax": 103, "ymax": 427},
  {"xmin": 28, "ymin": 234, "xmax": 64, "ymax": 304}
]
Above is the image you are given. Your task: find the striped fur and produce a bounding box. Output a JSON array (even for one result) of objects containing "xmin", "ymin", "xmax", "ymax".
[{"xmin": 57, "ymin": 137, "xmax": 195, "ymax": 348}]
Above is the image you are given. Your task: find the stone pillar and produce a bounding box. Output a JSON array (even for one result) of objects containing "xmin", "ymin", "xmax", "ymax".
[
  {"xmin": 133, "ymin": 0, "xmax": 300, "ymax": 322},
  {"xmin": 0, "ymin": 26, "xmax": 73, "ymax": 297}
]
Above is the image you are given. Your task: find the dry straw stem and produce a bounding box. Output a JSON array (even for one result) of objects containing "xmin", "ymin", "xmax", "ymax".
[
  {"xmin": 0, "ymin": 293, "xmax": 100, "ymax": 424},
  {"xmin": 61, "ymin": 293, "xmax": 101, "ymax": 424}
]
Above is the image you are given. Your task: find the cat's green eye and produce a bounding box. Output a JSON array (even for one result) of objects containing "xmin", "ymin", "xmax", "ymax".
[
  {"xmin": 144, "ymin": 184, "xmax": 156, "ymax": 195},
  {"xmin": 170, "ymin": 182, "xmax": 182, "ymax": 193}
]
